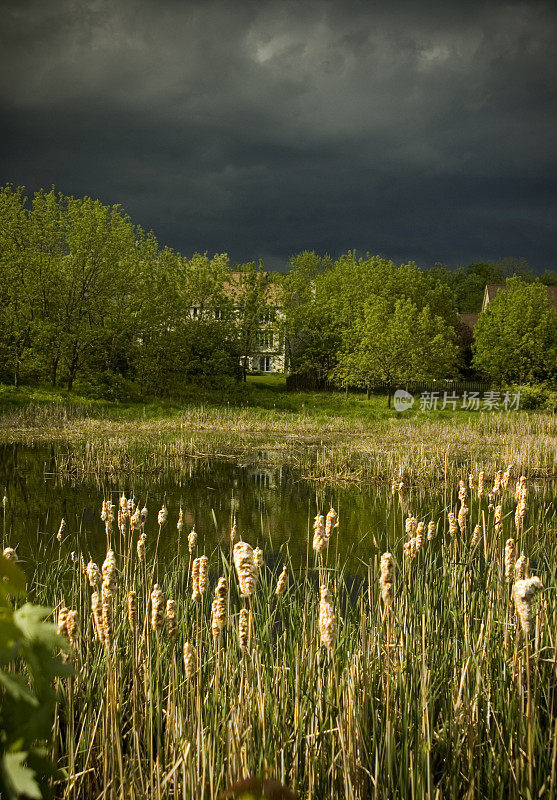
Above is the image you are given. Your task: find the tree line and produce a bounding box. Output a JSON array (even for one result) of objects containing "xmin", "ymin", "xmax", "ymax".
[
  {"xmin": 1, "ymin": 185, "xmax": 555, "ymax": 400},
  {"xmin": 0, "ymin": 185, "xmax": 275, "ymax": 397}
]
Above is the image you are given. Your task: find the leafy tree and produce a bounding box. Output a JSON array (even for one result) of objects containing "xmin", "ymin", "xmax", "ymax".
[
  {"xmin": 233, "ymin": 262, "xmax": 271, "ymax": 380},
  {"xmin": 0, "ymin": 553, "xmax": 70, "ymax": 799},
  {"xmin": 472, "ymin": 277, "xmax": 557, "ymax": 383},
  {"xmin": 333, "ymin": 297, "xmax": 459, "ymax": 406}
]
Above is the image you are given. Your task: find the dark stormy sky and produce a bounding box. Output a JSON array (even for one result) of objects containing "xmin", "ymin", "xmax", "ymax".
[{"xmin": 1, "ymin": 0, "xmax": 556, "ymax": 270}]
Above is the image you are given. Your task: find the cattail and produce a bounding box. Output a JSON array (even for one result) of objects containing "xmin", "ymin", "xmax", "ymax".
[
  {"xmin": 57, "ymin": 606, "xmax": 69, "ymax": 638},
  {"xmin": 119, "ymin": 493, "xmax": 128, "ymax": 513},
  {"xmin": 415, "ymin": 522, "xmax": 425, "ymax": 552},
  {"xmin": 151, "ymin": 584, "xmax": 164, "ymax": 634},
  {"xmin": 102, "ymin": 549, "xmax": 117, "ymax": 591},
  {"xmin": 379, "ymin": 552, "xmax": 394, "ymax": 605},
  {"xmin": 448, "ymin": 512, "xmax": 458, "ymax": 536},
  {"xmin": 140, "ymin": 506, "xmax": 148, "ymax": 523},
  {"xmin": 471, "ymin": 524, "xmax": 480, "ymax": 547},
  {"xmin": 427, "ymin": 521, "xmax": 436, "ymax": 540},
  {"xmin": 3, "ymin": 546, "xmax": 17, "ymax": 563},
  {"xmin": 501, "ymin": 464, "xmax": 512, "ymax": 490},
  {"xmin": 57, "ymin": 518, "xmax": 65, "ymax": 542},
  {"xmin": 118, "ymin": 508, "xmax": 126, "ymax": 535},
  {"xmin": 157, "ymin": 505, "xmax": 167, "ymax": 527},
  {"xmin": 91, "ymin": 591, "xmax": 104, "ymax": 643},
  {"xmin": 457, "ymin": 503, "xmax": 469, "ymax": 533},
  {"xmin": 494, "ymin": 504, "xmax": 502, "ymax": 535},
  {"xmin": 515, "ymin": 490, "xmax": 527, "ymax": 531},
  {"xmin": 183, "ymin": 642, "xmax": 195, "ymax": 679},
  {"xmin": 66, "ymin": 610, "xmax": 79, "ymax": 648},
  {"xmin": 493, "ymin": 470, "xmax": 502, "ymax": 494},
  {"xmin": 478, "ymin": 471, "xmax": 484, "ymax": 498},
  {"xmin": 177, "ymin": 507, "xmax": 184, "ymax": 533},
  {"xmin": 325, "ymin": 508, "xmax": 338, "ymax": 537},
  {"xmin": 504, "ymin": 538, "xmax": 516, "ymax": 581},
  {"xmin": 198, "ymin": 555, "xmax": 208, "ymax": 595},
  {"xmin": 312, "ymin": 513, "xmax": 327, "ymax": 553},
  {"xmin": 458, "ymin": 480, "xmax": 467, "ymax": 503},
  {"xmin": 233, "ymin": 541, "xmax": 257, "ymax": 598},
  {"xmin": 239, "ymin": 607, "xmax": 250, "ymax": 651},
  {"xmin": 403, "ymin": 538, "xmax": 416, "ymax": 559},
  {"xmin": 2, "ymin": 495, "xmax": 6, "ymax": 509},
  {"xmin": 101, "ymin": 501, "xmax": 114, "ymax": 536},
  {"xmin": 211, "ymin": 577, "xmax": 228, "ymax": 642},
  {"xmin": 319, "ymin": 584, "xmax": 337, "ymax": 649},
  {"xmin": 275, "ymin": 565, "xmax": 288, "ymax": 596},
  {"xmin": 127, "ymin": 591, "xmax": 138, "ymax": 630},
  {"xmin": 192, "ymin": 557, "xmax": 201, "ymax": 601},
  {"xmin": 515, "ymin": 475, "xmax": 527, "ymax": 502},
  {"xmin": 86, "ymin": 560, "xmax": 101, "ymax": 587},
  {"xmin": 101, "ymin": 582, "xmax": 113, "ymax": 648},
  {"xmin": 165, "ymin": 599, "xmax": 177, "ymax": 640},
  {"xmin": 253, "ymin": 547, "xmax": 263, "ymax": 574},
  {"xmin": 130, "ymin": 507, "xmax": 142, "ymax": 531},
  {"xmin": 137, "ymin": 532, "xmax": 146, "ymax": 560},
  {"xmin": 513, "ymin": 577, "xmax": 543, "ymax": 635},
  {"xmin": 405, "ymin": 516, "xmax": 418, "ymax": 537},
  {"xmin": 515, "ymin": 552, "xmax": 529, "ymax": 580},
  {"xmin": 468, "ymin": 473, "xmax": 474, "ymax": 491},
  {"xmin": 188, "ymin": 527, "xmax": 197, "ymax": 553}
]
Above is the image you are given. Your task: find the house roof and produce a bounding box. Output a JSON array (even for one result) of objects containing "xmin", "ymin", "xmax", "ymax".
[
  {"xmin": 459, "ymin": 312, "xmax": 479, "ymax": 331},
  {"xmin": 483, "ymin": 283, "xmax": 557, "ymax": 311}
]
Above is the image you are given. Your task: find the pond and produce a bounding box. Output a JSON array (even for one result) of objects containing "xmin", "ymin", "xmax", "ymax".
[{"xmin": 1, "ymin": 442, "xmax": 556, "ymax": 580}]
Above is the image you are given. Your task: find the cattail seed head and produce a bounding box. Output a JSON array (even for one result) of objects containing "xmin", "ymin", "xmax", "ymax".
[
  {"xmin": 137, "ymin": 532, "xmax": 146, "ymax": 560},
  {"xmin": 130, "ymin": 507, "xmax": 142, "ymax": 531},
  {"xmin": 325, "ymin": 508, "xmax": 338, "ymax": 537},
  {"xmin": 211, "ymin": 577, "xmax": 228, "ymax": 642},
  {"xmin": 127, "ymin": 591, "xmax": 138, "ymax": 630},
  {"xmin": 3, "ymin": 546, "xmax": 17, "ymax": 563},
  {"xmin": 501, "ymin": 464, "xmax": 512, "ymax": 490},
  {"xmin": 177, "ymin": 507, "xmax": 184, "ymax": 533},
  {"xmin": 91, "ymin": 590, "xmax": 104, "ymax": 643},
  {"xmin": 233, "ymin": 542, "xmax": 257, "ymax": 598},
  {"xmin": 238, "ymin": 607, "xmax": 250, "ymax": 651},
  {"xmin": 102, "ymin": 549, "xmax": 117, "ymax": 591},
  {"xmin": 457, "ymin": 503, "xmax": 469, "ymax": 533},
  {"xmin": 471, "ymin": 524, "xmax": 480, "ymax": 547},
  {"xmin": 312, "ymin": 513, "xmax": 327, "ymax": 553},
  {"xmin": 86, "ymin": 560, "xmax": 101, "ymax": 587},
  {"xmin": 504, "ymin": 538, "xmax": 516, "ymax": 581},
  {"xmin": 188, "ymin": 527, "xmax": 197, "ymax": 553},
  {"xmin": 66, "ymin": 610, "xmax": 79, "ymax": 647},
  {"xmin": 157, "ymin": 505, "xmax": 167, "ymax": 526},
  {"xmin": 319, "ymin": 584, "xmax": 337, "ymax": 649},
  {"xmin": 101, "ymin": 583, "xmax": 113, "ymax": 649},
  {"xmin": 515, "ymin": 552, "xmax": 529, "ymax": 580},
  {"xmin": 165, "ymin": 599, "xmax": 177, "ymax": 640},
  {"xmin": 513, "ymin": 577, "xmax": 543, "ymax": 635},
  {"xmin": 198, "ymin": 555, "xmax": 208, "ymax": 595},
  {"xmin": 379, "ymin": 552, "xmax": 394, "ymax": 605},
  {"xmin": 57, "ymin": 518, "xmax": 66, "ymax": 542},
  {"xmin": 494, "ymin": 504, "xmax": 503, "ymax": 534},
  {"xmin": 150, "ymin": 584, "xmax": 164, "ymax": 634},
  {"xmin": 415, "ymin": 522, "xmax": 425, "ymax": 552},
  {"xmin": 253, "ymin": 547, "xmax": 263, "ymax": 574},
  {"xmin": 183, "ymin": 642, "xmax": 195, "ymax": 679},
  {"xmin": 275, "ymin": 565, "xmax": 288, "ymax": 596},
  {"xmin": 57, "ymin": 606, "xmax": 69, "ymax": 639},
  {"xmin": 448, "ymin": 512, "xmax": 458, "ymax": 536},
  {"xmin": 191, "ymin": 557, "xmax": 201, "ymax": 601},
  {"xmin": 427, "ymin": 521, "xmax": 436, "ymax": 540},
  {"xmin": 478, "ymin": 471, "xmax": 485, "ymax": 498},
  {"xmin": 493, "ymin": 470, "xmax": 502, "ymax": 494},
  {"xmin": 458, "ymin": 480, "xmax": 467, "ymax": 503}
]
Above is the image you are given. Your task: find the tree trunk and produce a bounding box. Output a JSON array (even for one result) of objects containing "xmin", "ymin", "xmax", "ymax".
[
  {"xmin": 387, "ymin": 386, "xmax": 392, "ymax": 408},
  {"xmin": 50, "ymin": 355, "xmax": 59, "ymax": 387},
  {"xmin": 366, "ymin": 386, "xmax": 370, "ymax": 401},
  {"xmin": 66, "ymin": 346, "xmax": 79, "ymax": 391}
]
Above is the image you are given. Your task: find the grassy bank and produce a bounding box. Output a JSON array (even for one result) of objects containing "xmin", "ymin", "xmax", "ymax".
[{"xmin": 0, "ymin": 382, "xmax": 555, "ymax": 484}]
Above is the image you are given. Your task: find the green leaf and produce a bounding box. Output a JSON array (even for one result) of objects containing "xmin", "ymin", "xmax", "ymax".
[
  {"xmin": 0, "ymin": 555, "xmax": 26, "ymax": 598},
  {"xmin": 13, "ymin": 605, "xmax": 59, "ymax": 648},
  {"xmin": 0, "ymin": 669, "xmax": 39, "ymax": 706},
  {"xmin": 1, "ymin": 752, "xmax": 42, "ymax": 799}
]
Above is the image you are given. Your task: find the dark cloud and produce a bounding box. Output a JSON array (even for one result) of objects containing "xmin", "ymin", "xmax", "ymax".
[{"xmin": 1, "ymin": 0, "xmax": 556, "ymax": 269}]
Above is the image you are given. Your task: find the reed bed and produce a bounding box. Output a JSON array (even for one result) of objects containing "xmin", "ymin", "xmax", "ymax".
[
  {"xmin": 1, "ymin": 401, "xmax": 555, "ymax": 484},
  {"xmin": 13, "ymin": 467, "xmax": 556, "ymax": 799}
]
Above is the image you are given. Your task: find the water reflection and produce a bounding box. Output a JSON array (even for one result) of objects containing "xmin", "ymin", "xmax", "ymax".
[{"xmin": 1, "ymin": 443, "xmax": 555, "ymax": 577}]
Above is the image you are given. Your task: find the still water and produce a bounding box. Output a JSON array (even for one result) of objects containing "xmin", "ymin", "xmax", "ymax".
[{"xmin": 1, "ymin": 443, "xmax": 555, "ymax": 577}]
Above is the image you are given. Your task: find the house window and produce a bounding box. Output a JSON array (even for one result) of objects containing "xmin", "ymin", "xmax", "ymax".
[
  {"xmin": 259, "ymin": 356, "xmax": 271, "ymax": 372},
  {"xmin": 259, "ymin": 309, "xmax": 276, "ymax": 324},
  {"xmin": 258, "ymin": 331, "xmax": 273, "ymax": 349},
  {"xmin": 191, "ymin": 306, "xmax": 199, "ymax": 318}
]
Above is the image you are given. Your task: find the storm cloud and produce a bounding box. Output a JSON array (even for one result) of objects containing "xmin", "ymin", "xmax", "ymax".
[{"xmin": 1, "ymin": 0, "xmax": 556, "ymax": 268}]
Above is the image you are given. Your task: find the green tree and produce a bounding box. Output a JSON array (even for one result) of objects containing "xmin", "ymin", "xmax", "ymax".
[
  {"xmin": 472, "ymin": 277, "xmax": 557, "ymax": 383},
  {"xmin": 333, "ymin": 297, "xmax": 459, "ymax": 406}
]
